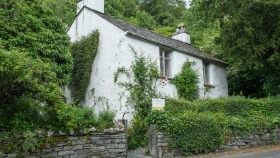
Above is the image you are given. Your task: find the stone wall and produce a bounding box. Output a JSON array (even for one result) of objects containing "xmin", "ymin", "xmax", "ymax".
[
  {"xmin": 223, "ymin": 127, "xmax": 280, "ymax": 149},
  {"xmin": 2, "ymin": 120, "xmax": 127, "ymax": 158},
  {"xmin": 148, "ymin": 126, "xmax": 280, "ymax": 158},
  {"xmin": 148, "ymin": 125, "xmax": 184, "ymax": 158},
  {"xmin": 2, "ymin": 132, "xmax": 127, "ymax": 158}
]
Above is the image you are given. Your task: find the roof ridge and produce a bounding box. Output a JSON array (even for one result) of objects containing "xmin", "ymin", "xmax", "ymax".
[{"xmin": 79, "ymin": 7, "xmax": 226, "ymax": 65}]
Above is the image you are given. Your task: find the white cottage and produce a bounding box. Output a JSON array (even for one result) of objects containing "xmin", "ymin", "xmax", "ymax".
[{"xmin": 67, "ymin": 0, "xmax": 228, "ymax": 121}]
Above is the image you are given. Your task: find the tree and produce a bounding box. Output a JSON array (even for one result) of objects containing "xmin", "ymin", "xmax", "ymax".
[
  {"xmin": 128, "ymin": 10, "xmax": 157, "ymax": 30},
  {"xmin": 105, "ymin": 0, "xmax": 126, "ymax": 19},
  {"xmin": 180, "ymin": 1, "xmax": 221, "ymax": 55},
  {"xmin": 0, "ymin": 0, "xmax": 72, "ymax": 85},
  {"xmin": 140, "ymin": 0, "xmax": 186, "ymax": 26},
  {"xmin": 0, "ymin": 0, "xmax": 77, "ymax": 131},
  {"xmin": 42, "ymin": 0, "xmax": 76, "ymax": 27},
  {"xmin": 0, "ymin": 49, "xmax": 69, "ymax": 131},
  {"xmin": 196, "ymin": 0, "xmax": 280, "ymax": 97}
]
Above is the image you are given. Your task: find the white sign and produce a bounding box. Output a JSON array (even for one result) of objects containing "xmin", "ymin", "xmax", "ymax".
[{"xmin": 152, "ymin": 98, "xmax": 165, "ymax": 110}]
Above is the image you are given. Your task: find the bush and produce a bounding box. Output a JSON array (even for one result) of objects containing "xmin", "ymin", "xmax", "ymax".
[
  {"xmin": 128, "ymin": 113, "xmax": 149, "ymax": 149},
  {"xmin": 147, "ymin": 110, "xmax": 224, "ymax": 155},
  {"xmin": 149, "ymin": 95, "xmax": 280, "ymax": 155},
  {"xmin": 70, "ymin": 106, "xmax": 98, "ymax": 131},
  {"xmin": 95, "ymin": 111, "xmax": 115, "ymax": 131},
  {"xmin": 56, "ymin": 105, "xmax": 115, "ymax": 132},
  {"xmin": 164, "ymin": 98, "xmax": 194, "ymax": 115}
]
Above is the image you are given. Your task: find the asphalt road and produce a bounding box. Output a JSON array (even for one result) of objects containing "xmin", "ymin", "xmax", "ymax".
[
  {"xmin": 217, "ymin": 149, "xmax": 280, "ymax": 158},
  {"xmin": 129, "ymin": 145, "xmax": 280, "ymax": 158}
]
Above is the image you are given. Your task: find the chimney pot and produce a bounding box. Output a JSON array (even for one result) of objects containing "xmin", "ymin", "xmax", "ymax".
[
  {"xmin": 172, "ymin": 23, "xmax": 191, "ymax": 44},
  {"xmin": 77, "ymin": 0, "xmax": 104, "ymax": 14}
]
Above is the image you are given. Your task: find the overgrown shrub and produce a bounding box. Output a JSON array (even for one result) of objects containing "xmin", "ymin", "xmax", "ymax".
[
  {"xmin": 0, "ymin": 131, "xmax": 42, "ymax": 155},
  {"xmin": 0, "ymin": 108, "xmax": 115, "ymax": 154},
  {"xmin": 148, "ymin": 110, "xmax": 224, "ymax": 155},
  {"xmin": 127, "ymin": 112, "xmax": 149, "ymax": 149},
  {"xmin": 149, "ymin": 95, "xmax": 280, "ymax": 155},
  {"xmin": 95, "ymin": 111, "xmax": 115, "ymax": 131}
]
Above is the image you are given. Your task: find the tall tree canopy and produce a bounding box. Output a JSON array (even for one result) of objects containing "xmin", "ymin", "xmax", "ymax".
[
  {"xmin": 140, "ymin": 0, "xmax": 186, "ymax": 26},
  {"xmin": 0, "ymin": 0, "xmax": 73, "ymax": 85},
  {"xmin": 194, "ymin": 0, "xmax": 280, "ymax": 97},
  {"xmin": 0, "ymin": 0, "xmax": 73, "ymax": 131},
  {"xmin": 42, "ymin": 0, "xmax": 76, "ymax": 27}
]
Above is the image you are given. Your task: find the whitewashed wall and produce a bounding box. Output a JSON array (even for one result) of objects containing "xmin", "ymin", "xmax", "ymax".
[
  {"xmin": 67, "ymin": 8, "xmax": 228, "ymax": 122},
  {"xmin": 68, "ymin": 8, "xmax": 135, "ymax": 122},
  {"xmin": 206, "ymin": 63, "xmax": 228, "ymax": 98}
]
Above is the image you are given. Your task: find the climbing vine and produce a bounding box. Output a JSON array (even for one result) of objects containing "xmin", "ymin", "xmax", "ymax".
[
  {"xmin": 171, "ymin": 60, "xmax": 199, "ymax": 101},
  {"xmin": 114, "ymin": 47, "xmax": 159, "ymax": 149},
  {"xmin": 69, "ymin": 31, "xmax": 100, "ymax": 102}
]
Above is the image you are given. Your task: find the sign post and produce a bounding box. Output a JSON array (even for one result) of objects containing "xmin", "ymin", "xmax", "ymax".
[{"xmin": 152, "ymin": 98, "xmax": 165, "ymax": 110}]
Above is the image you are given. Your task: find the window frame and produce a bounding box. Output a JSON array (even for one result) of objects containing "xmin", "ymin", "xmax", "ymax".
[
  {"xmin": 159, "ymin": 48, "xmax": 172, "ymax": 79},
  {"xmin": 203, "ymin": 62, "xmax": 210, "ymax": 83}
]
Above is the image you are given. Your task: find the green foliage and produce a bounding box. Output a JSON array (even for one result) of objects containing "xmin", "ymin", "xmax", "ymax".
[
  {"xmin": 71, "ymin": 107, "xmax": 97, "ymax": 131},
  {"xmin": 105, "ymin": 0, "xmax": 139, "ymax": 20},
  {"xmin": 0, "ymin": 130, "xmax": 42, "ymax": 155},
  {"xmin": 0, "ymin": 49, "xmax": 115, "ymax": 153},
  {"xmin": 114, "ymin": 48, "xmax": 159, "ymax": 149},
  {"xmin": 0, "ymin": 47, "xmax": 64, "ymax": 150},
  {"xmin": 0, "ymin": 105, "xmax": 114, "ymax": 153},
  {"xmin": 65, "ymin": 109, "xmax": 115, "ymax": 132},
  {"xmin": 153, "ymin": 26, "xmax": 175, "ymax": 37},
  {"xmin": 149, "ymin": 96, "xmax": 280, "ymax": 155},
  {"xmin": 140, "ymin": 0, "xmax": 186, "ymax": 26},
  {"xmin": 181, "ymin": 2, "xmax": 221, "ymax": 54},
  {"xmin": 105, "ymin": 0, "xmax": 187, "ymax": 34},
  {"xmin": 127, "ymin": 112, "xmax": 149, "ymax": 149},
  {"xmin": 0, "ymin": 49, "xmax": 64, "ymax": 130},
  {"xmin": 114, "ymin": 49, "xmax": 159, "ymax": 117},
  {"xmin": 171, "ymin": 61, "xmax": 199, "ymax": 101},
  {"xmin": 147, "ymin": 110, "xmax": 224, "ymax": 155},
  {"xmin": 96, "ymin": 111, "xmax": 115, "ymax": 131},
  {"xmin": 0, "ymin": 0, "xmax": 73, "ymax": 85},
  {"xmin": 105, "ymin": 0, "xmax": 126, "ymax": 19},
  {"xmin": 70, "ymin": 31, "xmax": 99, "ymax": 102},
  {"xmin": 42, "ymin": 0, "xmax": 76, "ymax": 27},
  {"xmin": 0, "ymin": 1, "xmax": 113, "ymax": 154},
  {"xmin": 196, "ymin": 0, "xmax": 280, "ymax": 97},
  {"xmin": 129, "ymin": 10, "xmax": 157, "ymax": 30}
]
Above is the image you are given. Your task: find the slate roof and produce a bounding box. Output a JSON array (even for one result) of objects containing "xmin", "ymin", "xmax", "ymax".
[{"xmin": 80, "ymin": 7, "xmax": 226, "ymax": 65}]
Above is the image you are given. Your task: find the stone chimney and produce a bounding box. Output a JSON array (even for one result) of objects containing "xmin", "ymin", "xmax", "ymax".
[
  {"xmin": 172, "ymin": 23, "xmax": 190, "ymax": 44},
  {"xmin": 77, "ymin": 0, "xmax": 104, "ymax": 14}
]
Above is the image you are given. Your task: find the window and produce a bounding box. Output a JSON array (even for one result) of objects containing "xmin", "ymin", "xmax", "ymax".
[
  {"xmin": 203, "ymin": 63, "xmax": 210, "ymax": 83},
  {"xmin": 160, "ymin": 49, "xmax": 172, "ymax": 78}
]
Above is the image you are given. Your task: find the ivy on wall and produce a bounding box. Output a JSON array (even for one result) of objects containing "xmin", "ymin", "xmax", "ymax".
[
  {"xmin": 171, "ymin": 60, "xmax": 199, "ymax": 101},
  {"xmin": 114, "ymin": 48, "xmax": 159, "ymax": 149},
  {"xmin": 70, "ymin": 31, "xmax": 100, "ymax": 102}
]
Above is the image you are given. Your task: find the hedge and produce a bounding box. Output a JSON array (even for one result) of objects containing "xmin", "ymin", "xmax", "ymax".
[{"xmin": 148, "ymin": 95, "xmax": 280, "ymax": 155}]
